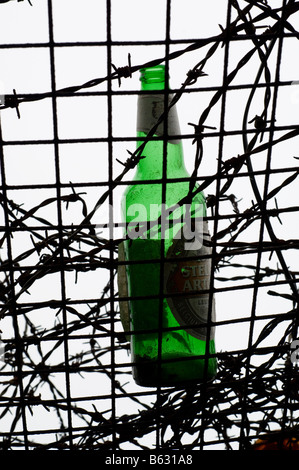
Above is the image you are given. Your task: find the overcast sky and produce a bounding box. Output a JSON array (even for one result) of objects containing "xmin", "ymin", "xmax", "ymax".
[
  {"xmin": 0, "ymin": 0, "xmax": 298, "ymax": 354},
  {"xmin": 0, "ymin": 1, "xmax": 298, "ymax": 448}
]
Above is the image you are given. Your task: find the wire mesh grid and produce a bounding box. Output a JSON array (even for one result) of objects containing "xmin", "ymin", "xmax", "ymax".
[{"xmin": 0, "ymin": 0, "xmax": 298, "ymax": 452}]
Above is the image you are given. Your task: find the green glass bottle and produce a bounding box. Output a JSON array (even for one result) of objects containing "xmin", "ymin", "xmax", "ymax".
[{"xmin": 119, "ymin": 65, "xmax": 217, "ymax": 387}]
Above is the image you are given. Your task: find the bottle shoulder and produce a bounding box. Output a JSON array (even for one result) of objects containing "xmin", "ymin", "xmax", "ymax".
[{"xmin": 122, "ymin": 179, "xmax": 206, "ymax": 208}]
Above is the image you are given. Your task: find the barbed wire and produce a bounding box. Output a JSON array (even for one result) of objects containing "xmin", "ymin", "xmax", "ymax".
[{"xmin": 0, "ymin": 0, "xmax": 298, "ymax": 450}]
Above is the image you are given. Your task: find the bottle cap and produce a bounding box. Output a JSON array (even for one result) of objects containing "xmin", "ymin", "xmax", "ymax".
[{"xmin": 139, "ymin": 65, "xmax": 165, "ymax": 83}]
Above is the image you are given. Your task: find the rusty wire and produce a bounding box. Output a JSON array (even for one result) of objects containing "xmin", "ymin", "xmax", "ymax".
[{"xmin": 0, "ymin": 0, "xmax": 298, "ymax": 451}]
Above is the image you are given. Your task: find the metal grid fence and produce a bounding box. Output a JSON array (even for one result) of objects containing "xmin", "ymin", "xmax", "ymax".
[{"xmin": 0, "ymin": 0, "xmax": 298, "ymax": 451}]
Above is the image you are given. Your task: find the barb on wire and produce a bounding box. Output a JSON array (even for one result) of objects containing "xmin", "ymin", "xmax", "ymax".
[
  {"xmin": 0, "ymin": 0, "xmax": 32, "ymax": 4},
  {"xmin": 4, "ymin": 89, "xmax": 20, "ymax": 118},
  {"xmin": 185, "ymin": 68, "xmax": 207, "ymax": 86},
  {"xmin": 111, "ymin": 53, "xmax": 132, "ymax": 87}
]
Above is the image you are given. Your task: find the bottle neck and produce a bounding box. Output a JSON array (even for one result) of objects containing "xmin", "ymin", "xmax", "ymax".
[
  {"xmin": 136, "ymin": 66, "xmax": 185, "ymax": 179},
  {"xmin": 140, "ymin": 65, "xmax": 167, "ymax": 91}
]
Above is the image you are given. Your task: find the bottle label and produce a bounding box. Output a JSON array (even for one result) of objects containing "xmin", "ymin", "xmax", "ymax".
[
  {"xmin": 137, "ymin": 94, "xmax": 181, "ymax": 143},
  {"xmin": 117, "ymin": 241, "xmax": 131, "ymax": 340},
  {"xmin": 164, "ymin": 221, "xmax": 215, "ymax": 341}
]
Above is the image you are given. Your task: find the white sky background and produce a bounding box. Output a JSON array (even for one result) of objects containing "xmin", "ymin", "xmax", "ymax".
[{"xmin": 0, "ymin": 0, "xmax": 298, "ymax": 449}]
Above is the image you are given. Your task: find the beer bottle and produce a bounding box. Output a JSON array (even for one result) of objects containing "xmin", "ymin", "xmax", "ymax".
[{"xmin": 118, "ymin": 64, "xmax": 217, "ymax": 386}]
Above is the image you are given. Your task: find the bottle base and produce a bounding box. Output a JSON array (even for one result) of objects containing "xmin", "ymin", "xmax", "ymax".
[{"xmin": 132, "ymin": 354, "xmax": 217, "ymax": 388}]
